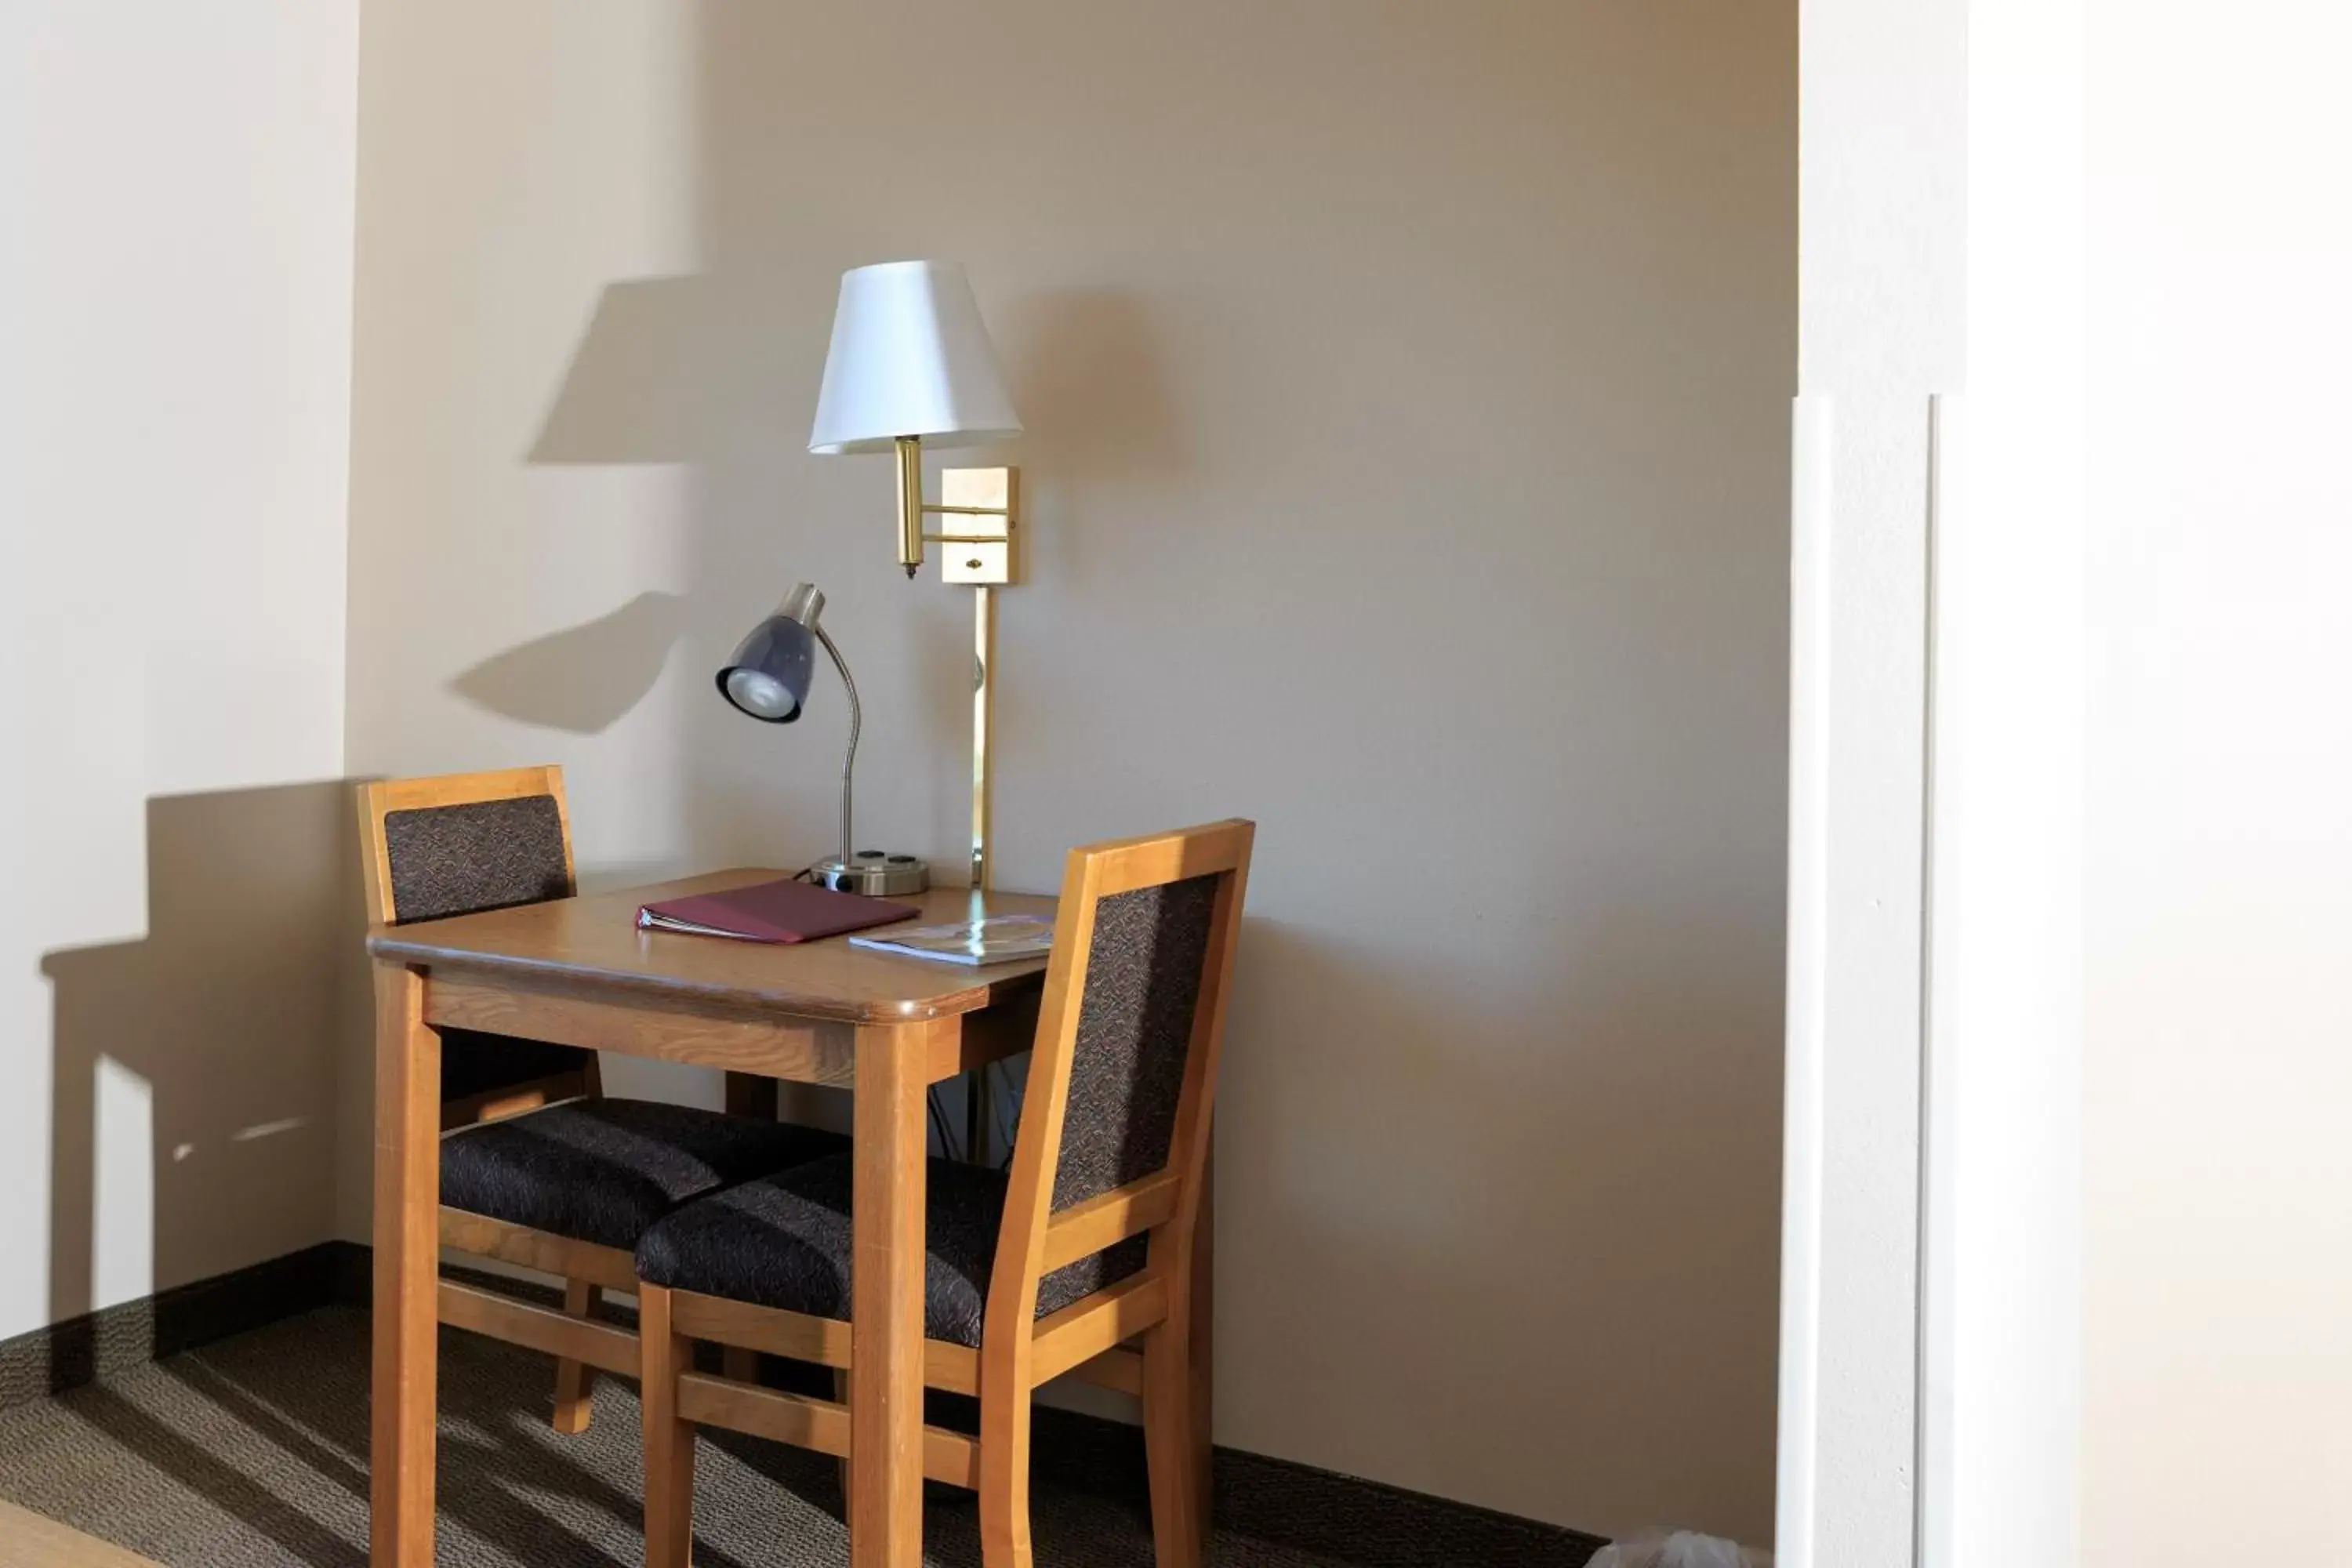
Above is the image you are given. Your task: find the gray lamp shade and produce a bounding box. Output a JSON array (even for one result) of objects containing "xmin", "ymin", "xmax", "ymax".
[
  {"xmin": 716, "ymin": 582, "xmax": 828, "ymax": 723},
  {"xmin": 716, "ymin": 617, "xmax": 813, "ymax": 722}
]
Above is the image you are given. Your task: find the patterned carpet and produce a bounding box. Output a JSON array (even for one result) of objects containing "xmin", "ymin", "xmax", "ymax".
[{"xmin": 0, "ymin": 1306, "xmax": 1602, "ymax": 1567}]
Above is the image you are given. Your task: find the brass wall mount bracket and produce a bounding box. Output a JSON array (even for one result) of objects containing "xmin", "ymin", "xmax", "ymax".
[{"xmin": 935, "ymin": 466, "xmax": 1018, "ymax": 586}]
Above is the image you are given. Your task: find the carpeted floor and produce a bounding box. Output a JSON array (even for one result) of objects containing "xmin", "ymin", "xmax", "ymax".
[{"xmin": 0, "ymin": 1307, "xmax": 1600, "ymax": 1568}]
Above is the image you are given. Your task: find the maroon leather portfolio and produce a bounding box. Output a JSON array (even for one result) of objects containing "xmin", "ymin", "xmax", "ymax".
[{"xmin": 635, "ymin": 878, "xmax": 919, "ymax": 944}]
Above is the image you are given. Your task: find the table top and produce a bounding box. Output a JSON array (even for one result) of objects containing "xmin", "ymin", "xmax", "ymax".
[{"xmin": 367, "ymin": 869, "xmax": 1058, "ymax": 1025}]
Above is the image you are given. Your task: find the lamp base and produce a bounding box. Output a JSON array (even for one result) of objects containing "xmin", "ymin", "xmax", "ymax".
[{"xmin": 813, "ymin": 851, "xmax": 930, "ymax": 898}]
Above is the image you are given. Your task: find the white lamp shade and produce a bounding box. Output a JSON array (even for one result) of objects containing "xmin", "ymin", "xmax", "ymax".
[{"xmin": 808, "ymin": 260, "xmax": 1023, "ymax": 455}]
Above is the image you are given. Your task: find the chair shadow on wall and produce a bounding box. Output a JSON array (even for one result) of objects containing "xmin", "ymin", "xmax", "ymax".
[
  {"xmin": 42, "ymin": 783, "xmax": 361, "ymax": 1368},
  {"xmin": 31, "ymin": 782, "xmax": 768, "ymax": 1568},
  {"xmin": 35, "ymin": 782, "xmax": 362, "ymax": 1563}
]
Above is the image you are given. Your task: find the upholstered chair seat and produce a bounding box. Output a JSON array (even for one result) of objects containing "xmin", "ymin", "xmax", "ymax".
[
  {"xmin": 635, "ymin": 1153, "xmax": 1148, "ymax": 1348},
  {"xmin": 442, "ymin": 1099, "xmax": 853, "ymax": 1253}
]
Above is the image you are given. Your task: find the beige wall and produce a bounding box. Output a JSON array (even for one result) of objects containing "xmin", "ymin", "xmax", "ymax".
[
  {"xmin": 347, "ymin": 1, "xmax": 1793, "ymax": 1537},
  {"xmin": 2084, "ymin": 3, "xmax": 2352, "ymax": 1559},
  {"xmin": 0, "ymin": 3, "xmax": 359, "ymax": 1341}
]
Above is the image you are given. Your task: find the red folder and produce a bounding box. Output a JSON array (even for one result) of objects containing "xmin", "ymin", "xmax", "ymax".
[{"xmin": 636, "ymin": 878, "xmax": 919, "ymax": 944}]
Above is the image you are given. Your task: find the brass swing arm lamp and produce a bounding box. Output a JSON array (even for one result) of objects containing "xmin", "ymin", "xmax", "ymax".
[{"xmin": 809, "ymin": 260, "xmax": 1026, "ymax": 890}]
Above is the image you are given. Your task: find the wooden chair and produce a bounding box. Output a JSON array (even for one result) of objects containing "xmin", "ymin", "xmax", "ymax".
[
  {"xmin": 358, "ymin": 765, "xmax": 851, "ymax": 1434},
  {"xmin": 633, "ymin": 818, "xmax": 1254, "ymax": 1568},
  {"xmin": 359, "ymin": 767, "xmax": 597, "ymax": 1134}
]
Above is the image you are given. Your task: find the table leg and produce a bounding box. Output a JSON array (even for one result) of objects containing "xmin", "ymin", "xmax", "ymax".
[
  {"xmin": 724, "ymin": 1072, "xmax": 779, "ymax": 1121},
  {"xmin": 850, "ymin": 1019, "xmax": 938, "ymax": 1568},
  {"xmin": 966, "ymin": 1062, "xmax": 989, "ymax": 1164},
  {"xmin": 371, "ymin": 964, "xmax": 440, "ymax": 1568},
  {"xmin": 723, "ymin": 1066, "xmax": 780, "ymax": 1389}
]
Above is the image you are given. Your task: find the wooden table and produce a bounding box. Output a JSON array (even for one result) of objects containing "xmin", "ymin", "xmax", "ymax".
[{"xmin": 366, "ymin": 869, "xmax": 1055, "ymax": 1568}]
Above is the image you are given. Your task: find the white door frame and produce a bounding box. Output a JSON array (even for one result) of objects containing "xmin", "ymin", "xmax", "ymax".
[{"xmin": 1782, "ymin": 2, "xmax": 2085, "ymax": 1564}]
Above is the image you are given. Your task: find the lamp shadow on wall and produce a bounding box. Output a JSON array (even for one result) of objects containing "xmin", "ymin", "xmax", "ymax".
[
  {"xmin": 898, "ymin": 284, "xmax": 1196, "ymax": 800},
  {"xmin": 993, "ymin": 286, "xmax": 1192, "ymax": 482},
  {"xmin": 445, "ymin": 275, "xmax": 721, "ymax": 735},
  {"xmin": 449, "ymin": 589, "xmax": 689, "ymax": 735},
  {"xmin": 528, "ymin": 274, "xmax": 724, "ymax": 468},
  {"xmin": 982, "ymin": 285, "xmax": 1192, "ymax": 594}
]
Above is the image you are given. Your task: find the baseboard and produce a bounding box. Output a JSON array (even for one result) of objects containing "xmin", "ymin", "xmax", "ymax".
[
  {"xmin": 325, "ymin": 1237, "xmax": 372, "ymax": 1306},
  {"xmin": 1018, "ymin": 1402, "xmax": 1606, "ymax": 1566},
  {"xmin": 1214, "ymin": 1443, "xmax": 1605, "ymax": 1566},
  {"xmin": 0, "ymin": 1241, "xmax": 367, "ymax": 1414},
  {"xmin": 3, "ymin": 1241, "xmax": 1607, "ymax": 1566}
]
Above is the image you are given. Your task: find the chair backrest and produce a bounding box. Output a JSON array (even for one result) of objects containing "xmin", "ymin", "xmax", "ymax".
[
  {"xmin": 356, "ymin": 767, "xmax": 593, "ymax": 1122},
  {"xmin": 357, "ymin": 766, "xmax": 578, "ymax": 926},
  {"xmin": 986, "ymin": 820, "xmax": 1254, "ymax": 1341}
]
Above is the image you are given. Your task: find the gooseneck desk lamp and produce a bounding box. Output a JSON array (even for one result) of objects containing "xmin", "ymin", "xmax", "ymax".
[
  {"xmin": 808, "ymin": 260, "xmax": 1024, "ymax": 892},
  {"xmin": 715, "ymin": 581, "xmax": 929, "ymax": 897}
]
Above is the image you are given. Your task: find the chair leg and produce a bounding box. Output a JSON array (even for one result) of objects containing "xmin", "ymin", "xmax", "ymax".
[
  {"xmin": 639, "ymin": 1286, "xmax": 696, "ymax": 1568},
  {"xmin": 721, "ymin": 1345, "xmax": 760, "ymax": 1384},
  {"xmin": 833, "ymin": 1368, "xmax": 854, "ymax": 1515},
  {"xmin": 550, "ymin": 1279, "xmax": 598, "ymax": 1434},
  {"xmin": 1143, "ymin": 1316, "xmax": 1207, "ymax": 1568},
  {"xmin": 1191, "ymin": 1176, "xmax": 1218, "ymax": 1544},
  {"xmin": 978, "ymin": 1370, "xmax": 1035, "ymax": 1568}
]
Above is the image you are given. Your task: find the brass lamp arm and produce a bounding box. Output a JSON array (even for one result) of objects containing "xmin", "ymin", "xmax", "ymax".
[{"xmin": 894, "ymin": 436, "xmax": 1024, "ymax": 572}]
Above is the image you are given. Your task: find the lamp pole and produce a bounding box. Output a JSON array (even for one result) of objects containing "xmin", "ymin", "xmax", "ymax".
[
  {"xmin": 891, "ymin": 447, "xmax": 1019, "ymax": 893},
  {"xmin": 971, "ymin": 582, "xmax": 994, "ymax": 891}
]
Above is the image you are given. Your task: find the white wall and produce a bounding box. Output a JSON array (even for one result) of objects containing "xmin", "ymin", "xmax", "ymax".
[
  {"xmin": 2082, "ymin": 4, "xmax": 2352, "ymax": 1560},
  {"xmin": 346, "ymin": 0, "xmax": 1794, "ymax": 1539},
  {"xmin": 0, "ymin": 3, "xmax": 358, "ymax": 1343}
]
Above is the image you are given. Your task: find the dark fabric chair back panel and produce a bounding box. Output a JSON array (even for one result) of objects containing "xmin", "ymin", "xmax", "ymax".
[
  {"xmin": 1050, "ymin": 873, "xmax": 1221, "ymax": 1213},
  {"xmin": 382, "ymin": 793, "xmax": 587, "ymax": 1100},
  {"xmin": 383, "ymin": 794, "xmax": 571, "ymax": 925}
]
